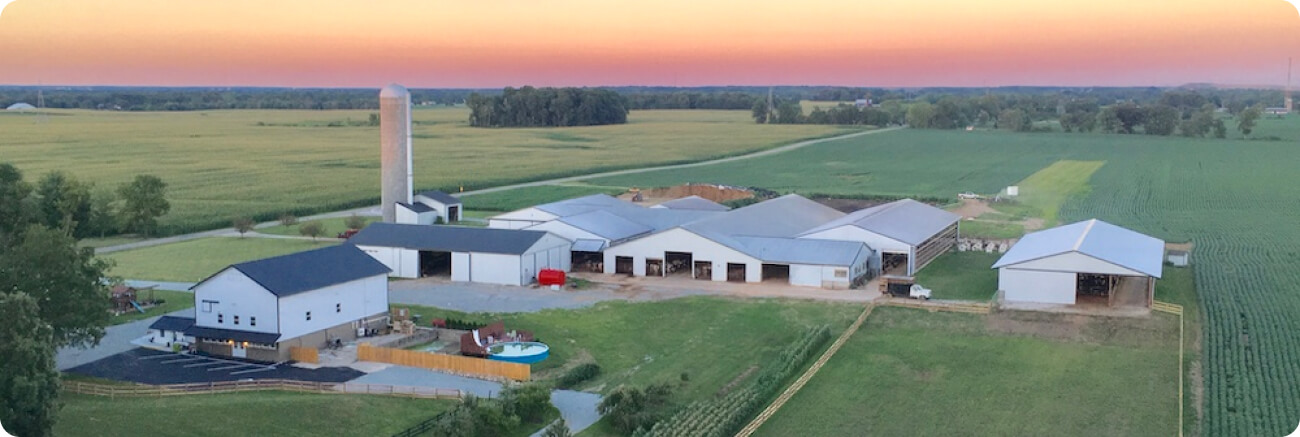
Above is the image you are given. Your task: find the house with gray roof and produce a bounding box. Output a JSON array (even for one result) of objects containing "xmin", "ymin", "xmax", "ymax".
[
  {"xmin": 398, "ymin": 190, "xmax": 463, "ymax": 224},
  {"xmin": 166, "ymin": 245, "xmax": 393, "ymax": 362},
  {"xmin": 993, "ymin": 219, "xmax": 1163, "ymax": 308},
  {"xmin": 799, "ymin": 199, "xmax": 960, "ymax": 276},
  {"xmin": 349, "ymin": 222, "xmax": 571, "ymax": 285}
]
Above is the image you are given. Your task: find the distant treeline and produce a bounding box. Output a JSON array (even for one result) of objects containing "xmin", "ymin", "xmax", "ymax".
[
  {"xmin": 0, "ymin": 88, "xmax": 478, "ymax": 111},
  {"xmin": 465, "ymin": 87, "xmax": 628, "ymax": 127}
]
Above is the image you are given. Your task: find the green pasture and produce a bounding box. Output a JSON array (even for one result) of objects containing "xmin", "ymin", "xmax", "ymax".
[
  {"xmin": 103, "ymin": 237, "xmax": 336, "ymax": 282},
  {"xmin": 913, "ymin": 251, "xmax": 1000, "ymax": 301}
]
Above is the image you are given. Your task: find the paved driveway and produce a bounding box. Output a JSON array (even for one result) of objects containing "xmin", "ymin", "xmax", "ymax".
[
  {"xmin": 66, "ymin": 348, "xmax": 364, "ymax": 384},
  {"xmin": 56, "ymin": 307, "xmax": 195, "ymax": 371}
]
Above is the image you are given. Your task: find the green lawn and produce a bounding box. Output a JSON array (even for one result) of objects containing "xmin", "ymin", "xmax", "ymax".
[
  {"xmin": 54, "ymin": 391, "xmax": 456, "ymax": 437},
  {"xmin": 754, "ymin": 307, "xmax": 1180, "ymax": 437},
  {"xmin": 995, "ymin": 160, "xmax": 1104, "ymax": 226},
  {"xmin": 108, "ymin": 289, "xmax": 195, "ymax": 325},
  {"xmin": 460, "ymin": 184, "xmax": 629, "ymax": 212},
  {"xmin": 957, "ymin": 220, "xmax": 1025, "ymax": 239},
  {"xmin": 103, "ymin": 237, "xmax": 336, "ymax": 282},
  {"xmin": 913, "ymin": 251, "xmax": 1001, "ymax": 301},
  {"xmin": 397, "ymin": 297, "xmax": 861, "ymax": 405},
  {"xmin": 78, "ymin": 235, "xmax": 147, "ymax": 249},
  {"xmin": 256, "ymin": 216, "xmax": 380, "ymax": 236}
]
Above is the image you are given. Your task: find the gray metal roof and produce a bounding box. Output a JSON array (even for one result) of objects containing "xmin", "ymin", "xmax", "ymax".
[
  {"xmin": 653, "ymin": 196, "xmax": 730, "ymax": 212},
  {"xmin": 605, "ymin": 208, "xmax": 722, "ymax": 233},
  {"xmin": 149, "ymin": 316, "xmax": 195, "ymax": 332},
  {"xmin": 533, "ymin": 194, "xmax": 640, "ymax": 217},
  {"xmin": 416, "ymin": 190, "xmax": 461, "ymax": 205},
  {"xmin": 397, "ymin": 201, "xmax": 435, "ymax": 213},
  {"xmin": 732, "ymin": 236, "xmax": 867, "ymax": 266},
  {"xmin": 993, "ymin": 219, "xmax": 1164, "ymax": 278},
  {"xmin": 800, "ymin": 199, "xmax": 959, "ymax": 246},
  {"xmin": 557, "ymin": 210, "xmax": 653, "ymax": 241},
  {"xmin": 184, "ymin": 325, "xmax": 281, "ymax": 344},
  {"xmin": 349, "ymin": 222, "xmax": 555, "ymax": 255},
  {"xmin": 685, "ymin": 194, "xmax": 846, "ymax": 239},
  {"xmin": 196, "ymin": 245, "xmax": 391, "ymax": 298},
  {"xmin": 572, "ymin": 239, "xmax": 607, "ymax": 252}
]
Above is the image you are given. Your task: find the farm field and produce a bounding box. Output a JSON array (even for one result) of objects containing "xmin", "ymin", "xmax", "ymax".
[
  {"xmin": 995, "ymin": 160, "xmax": 1104, "ymax": 226},
  {"xmin": 0, "ymin": 108, "xmax": 849, "ymax": 234},
  {"xmin": 395, "ymin": 297, "xmax": 860, "ymax": 435},
  {"xmin": 591, "ymin": 120, "xmax": 1300, "ymax": 435},
  {"xmin": 103, "ymin": 237, "xmax": 336, "ymax": 282},
  {"xmin": 753, "ymin": 307, "xmax": 1182, "ymax": 437},
  {"xmin": 955, "ymin": 219, "xmax": 1024, "ymax": 239},
  {"xmin": 912, "ymin": 251, "xmax": 1000, "ymax": 301},
  {"xmin": 53, "ymin": 391, "xmax": 455, "ymax": 437}
]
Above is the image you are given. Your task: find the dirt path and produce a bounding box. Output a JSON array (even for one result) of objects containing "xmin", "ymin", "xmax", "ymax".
[{"xmin": 96, "ymin": 127, "xmax": 904, "ymax": 255}]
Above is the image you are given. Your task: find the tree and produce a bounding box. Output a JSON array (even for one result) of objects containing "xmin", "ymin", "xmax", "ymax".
[
  {"xmin": 1096, "ymin": 107, "xmax": 1121, "ymax": 133},
  {"xmin": 905, "ymin": 102, "xmax": 935, "ymax": 128},
  {"xmin": 84, "ymin": 188, "xmax": 118, "ymax": 238},
  {"xmin": 35, "ymin": 171, "xmax": 93, "ymax": 238},
  {"xmin": 598, "ymin": 383, "xmax": 674, "ymax": 434},
  {"xmin": 774, "ymin": 101, "xmax": 803, "ymax": 124},
  {"xmin": 117, "ymin": 175, "xmax": 170, "ymax": 236},
  {"xmin": 998, "ymin": 109, "xmax": 1031, "ymax": 132},
  {"xmin": 1238, "ymin": 105, "xmax": 1262, "ymax": 136},
  {"xmin": 0, "ymin": 163, "xmax": 35, "ymax": 235},
  {"xmin": 299, "ymin": 221, "xmax": 325, "ymax": 240},
  {"xmin": 0, "ymin": 226, "xmax": 111, "ymax": 348},
  {"xmin": 232, "ymin": 217, "xmax": 255, "ymax": 237},
  {"xmin": 1143, "ymin": 105, "xmax": 1178, "ymax": 136},
  {"xmin": 0, "ymin": 292, "xmax": 60, "ymax": 437},
  {"xmin": 344, "ymin": 215, "xmax": 367, "ymax": 230},
  {"xmin": 279, "ymin": 214, "xmax": 298, "ymax": 227},
  {"xmin": 541, "ymin": 418, "xmax": 571, "ymax": 437},
  {"xmin": 502, "ymin": 383, "xmax": 552, "ymax": 424}
]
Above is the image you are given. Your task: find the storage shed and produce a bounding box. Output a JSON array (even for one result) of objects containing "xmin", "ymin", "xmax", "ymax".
[
  {"xmin": 993, "ymin": 219, "xmax": 1164, "ymax": 308},
  {"xmin": 349, "ymin": 222, "xmax": 572, "ymax": 285}
]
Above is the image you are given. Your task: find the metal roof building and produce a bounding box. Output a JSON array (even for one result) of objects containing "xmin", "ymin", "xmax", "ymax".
[
  {"xmin": 799, "ymin": 199, "xmax": 960, "ymax": 276},
  {"xmin": 651, "ymin": 195, "xmax": 730, "ymax": 212},
  {"xmin": 350, "ymin": 223, "xmax": 572, "ymax": 285},
  {"xmin": 993, "ymin": 219, "xmax": 1164, "ymax": 309}
]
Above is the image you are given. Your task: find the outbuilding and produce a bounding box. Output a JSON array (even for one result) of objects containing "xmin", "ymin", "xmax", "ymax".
[
  {"xmin": 145, "ymin": 316, "xmax": 195, "ymax": 350},
  {"xmin": 349, "ymin": 222, "xmax": 572, "ymax": 285},
  {"xmin": 799, "ymin": 199, "xmax": 960, "ymax": 276},
  {"xmin": 993, "ymin": 219, "xmax": 1164, "ymax": 308}
]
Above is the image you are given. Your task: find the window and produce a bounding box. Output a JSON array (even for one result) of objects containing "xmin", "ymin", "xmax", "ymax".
[
  {"xmin": 217, "ymin": 313, "xmax": 224, "ymax": 324},
  {"xmin": 233, "ymin": 315, "xmax": 240, "ymax": 325},
  {"xmin": 336, "ymin": 303, "xmax": 341, "ymax": 313},
  {"xmin": 201, "ymin": 300, "xmax": 216, "ymax": 313},
  {"xmin": 306, "ymin": 311, "xmax": 312, "ymax": 321},
  {"xmin": 834, "ymin": 269, "xmax": 848, "ymax": 278},
  {"xmin": 250, "ymin": 316, "xmax": 256, "ymax": 327}
]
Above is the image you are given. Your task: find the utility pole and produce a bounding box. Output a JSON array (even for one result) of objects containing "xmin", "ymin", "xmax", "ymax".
[{"xmin": 766, "ymin": 87, "xmax": 774, "ymax": 124}]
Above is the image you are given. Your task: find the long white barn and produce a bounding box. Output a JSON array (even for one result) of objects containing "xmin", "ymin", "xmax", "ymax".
[{"xmin": 350, "ymin": 223, "xmax": 571, "ymax": 286}]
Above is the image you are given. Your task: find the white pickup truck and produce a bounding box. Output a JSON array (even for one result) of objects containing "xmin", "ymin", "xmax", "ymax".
[
  {"xmin": 958, "ymin": 192, "xmax": 983, "ymax": 200},
  {"xmin": 909, "ymin": 284, "xmax": 932, "ymax": 300}
]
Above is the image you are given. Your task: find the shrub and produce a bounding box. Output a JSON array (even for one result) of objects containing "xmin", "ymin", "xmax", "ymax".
[
  {"xmin": 344, "ymin": 214, "xmax": 366, "ymax": 230},
  {"xmin": 502, "ymin": 382, "xmax": 553, "ymax": 423},
  {"xmin": 278, "ymin": 214, "xmax": 298, "ymax": 227},
  {"xmin": 599, "ymin": 382, "xmax": 675, "ymax": 435},
  {"xmin": 556, "ymin": 363, "xmax": 601, "ymax": 389}
]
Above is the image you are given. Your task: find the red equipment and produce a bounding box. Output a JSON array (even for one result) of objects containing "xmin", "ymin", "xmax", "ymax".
[{"xmin": 538, "ymin": 269, "xmax": 566, "ymax": 286}]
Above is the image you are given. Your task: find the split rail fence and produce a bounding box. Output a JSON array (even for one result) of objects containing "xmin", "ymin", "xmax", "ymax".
[{"xmin": 63, "ymin": 379, "xmax": 462, "ymax": 400}]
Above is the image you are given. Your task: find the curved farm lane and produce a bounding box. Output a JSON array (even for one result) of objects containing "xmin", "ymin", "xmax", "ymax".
[{"xmin": 96, "ymin": 126, "xmax": 904, "ymax": 254}]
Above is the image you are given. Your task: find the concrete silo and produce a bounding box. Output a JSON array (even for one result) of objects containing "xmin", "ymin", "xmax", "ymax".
[{"xmin": 380, "ymin": 84, "xmax": 413, "ymax": 223}]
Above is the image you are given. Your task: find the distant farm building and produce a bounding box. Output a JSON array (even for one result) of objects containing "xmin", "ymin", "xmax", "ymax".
[
  {"xmin": 5, "ymin": 102, "xmax": 35, "ymax": 111},
  {"xmin": 993, "ymin": 219, "xmax": 1163, "ymax": 309},
  {"xmin": 349, "ymin": 223, "xmax": 571, "ymax": 285},
  {"xmin": 396, "ymin": 190, "xmax": 463, "ymax": 225},
  {"xmin": 1166, "ymin": 250, "xmax": 1190, "ymax": 267}
]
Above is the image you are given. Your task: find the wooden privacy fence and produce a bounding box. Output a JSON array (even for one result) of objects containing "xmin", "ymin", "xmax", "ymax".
[
  {"xmin": 63, "ymin": 379, "xmax": 462, "ymax": 400},
  {"xmin": 358, "ymin": 343, "xmax": 530, "ymax": 381},
  {"xmin": 289, "ymin": 346, "xmax": 319, "ymax": 364}
]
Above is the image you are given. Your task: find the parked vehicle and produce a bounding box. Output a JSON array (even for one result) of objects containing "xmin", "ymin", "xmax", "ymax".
[
  {"xmin": 958, "ymin": 192, "xmax": 983, "ymax": 200},
  {"xmin": 337, "ymin": 229, "xmax": 359, "ymax": 239}
]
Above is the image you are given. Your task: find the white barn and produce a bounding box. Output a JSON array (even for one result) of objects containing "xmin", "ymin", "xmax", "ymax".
[
  {"xmin": 349, "ymin": 222, "xmax": 572, "ymax": 286},
  {"xmin": 993, "ymin": 219, "xmax": 1164, "ymax": 308},
  {"xmin": 184, "ymin": 245, "xmax": 392, "ymax": 362},
  {"xmin": 397, "ymin": 190, "xmax": 463, "ymax": 224},
  {"xmin": 799, "ymin": 199, "xmax": 959, "ymax": 276}
]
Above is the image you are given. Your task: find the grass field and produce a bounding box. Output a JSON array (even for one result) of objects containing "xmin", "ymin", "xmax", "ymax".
[
  {"xmin": 996, "ymin": 160, "xmax": 1104, "ymax": 226},
  {"xmin": 397, "ymin": 298, "xmax": 859, "ymax": 420},
  {"xmin": 913, "ymin": 251, "xmax": 1000, "ymax": 301},
  {"xmin": 54, "ymin": 391, "xmax": 455, "ymax": 437},
  {"xmin": 459, "ymin": 184, "xmax": 629, "ymax": 212},
  {"xmin": 754, "ymin": 307, "xmax": 1181, "ymax": 437},
  {"xmin": 956, "ymin": 220, "xmax": 1024, "ymax": 239},
  {"xmin": 255, "ymin": 215, "xmax": 380, "ymax": 236},
  {"xmin": 104, "ymin": 237, "xmax": 336, "ymax": 282},
  {"xmin": 0, "ymin": 108, "xmax": 848, "ymax": 234},
  {"xmin": 588, "ymin": 119, "xmax": 1300, "ymax": 435},
  {"xmin": 108, "ymin": 289, "xmax": 195, "ymax": 325}
]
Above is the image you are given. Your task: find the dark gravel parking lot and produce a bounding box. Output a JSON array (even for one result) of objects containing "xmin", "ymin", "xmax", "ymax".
[{"xmin": 66, "ymin": 348, "xmax": 364, "ymax": 385}]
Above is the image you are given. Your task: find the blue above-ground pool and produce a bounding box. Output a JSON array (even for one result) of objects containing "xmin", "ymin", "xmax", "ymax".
[{"xmin": 487, "ymin": 342, "xmax": 549, "ymax": 364}]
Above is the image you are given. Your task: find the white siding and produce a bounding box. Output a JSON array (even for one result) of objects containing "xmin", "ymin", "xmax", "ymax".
[
  {"xmin": 999, "ymin": 268, "xmax": 1076, "ymax": 305},
  {"xmin": 801, "ymin": 225, "xmax": 909, "ymax": 253},
  {"xmin": 469, "ymin": 253, "xmax": 524, "ymax": 286},
  {"xmin": 523, "ymin": 221, "xmax": 606, "ymax": 245},
  {"xmin": 277, "ymin": 274, "xmax": 388, "ymax": 341},
  {"xmin": 356, "ymin": 245, "xmax": 420, "ymax": 278},
  {"xmin": 414, "ymin": 195, "xmax": 461, "ymax": 223},
  {"xmin": 451, "ymin": 252, "xmax": 472, "ymax": 282},
  {"xmin": 193, "ymin": 269, "xmax": 279, "ymax": 334},
  {"xmin": 603, "ymin": 228, "xmax": 762, "ymax": 283},
  {"xmin": 395, "ymin": 206, "xmax": 419, "ymax": 225},
  {"xmin": 789, "ymin": 265, "xmax": 823, "ymax": 287},
  {"xmin": 1004, "ymin": 252, "xmax": 1145, "ymax": 277},
  {"xmin": 488, "ymin": 208, "xmax": 557, "ymax": 229}
]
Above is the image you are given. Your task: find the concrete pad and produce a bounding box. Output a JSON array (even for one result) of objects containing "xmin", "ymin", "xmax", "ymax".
[{"xmin": 348, "ymin": 361, "xmax": 392, "ymax": 373}]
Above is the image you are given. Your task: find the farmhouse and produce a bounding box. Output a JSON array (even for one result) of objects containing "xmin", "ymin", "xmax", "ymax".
[
  {"xmin": 798, "ymin": 199, "xmax": 961, "ymax": 276},
  {"xmin": 182, "ymin": 244, "xmax": 392, "ymax": 362},
  {"xmin": 993, "ymin": 219, "xmax": 1163, "ymax": 308},
  {"xmin": 349, "ymin": 222, "xmax": 572, "ymax": 285}
]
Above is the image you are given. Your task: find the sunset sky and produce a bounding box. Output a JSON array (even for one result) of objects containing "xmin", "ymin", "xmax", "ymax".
[{"xmin": 0, "ymin": 0, "xmax": 1298, "ymax": 88}]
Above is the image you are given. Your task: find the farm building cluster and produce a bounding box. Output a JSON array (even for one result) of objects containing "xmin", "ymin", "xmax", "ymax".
[{"xmin": 353, "ymin": 192, "xmax": 960, "ymax": 290}]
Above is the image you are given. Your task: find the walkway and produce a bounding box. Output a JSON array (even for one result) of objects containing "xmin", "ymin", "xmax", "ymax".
[
  {"xmin": 94, "ymin": 127, "xmax": 903, "ymax": 254},
  {"xmin": 352, "ymin": 365, "xmax": 601, "ymax": 435}
]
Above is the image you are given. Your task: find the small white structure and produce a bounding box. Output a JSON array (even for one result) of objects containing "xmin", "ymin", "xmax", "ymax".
[
  {"xmin": 396, "ymin": 190, "xmax": 463, "ymax": 225},
  {"xmin": 181, "ymin": 245, "xmax": 392, "ymax": 361},
  {"xmin": 144, "ymin": 316, "xmax": 195, "ymax": 350},
  {"xmin": 1005, "ymin": 186, "xmax": 1019, "ymax": 197},
  {"xmin": 350, "ymin": 222, "xmax": 571, "ymax": 286},
  {"xmin": 993, "ymin": 219, "xmax": 1163, "ymax": 308},
  {"xmin": 1166, "ymin": 250, "xmax": 1190, "ymax": 267}
]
